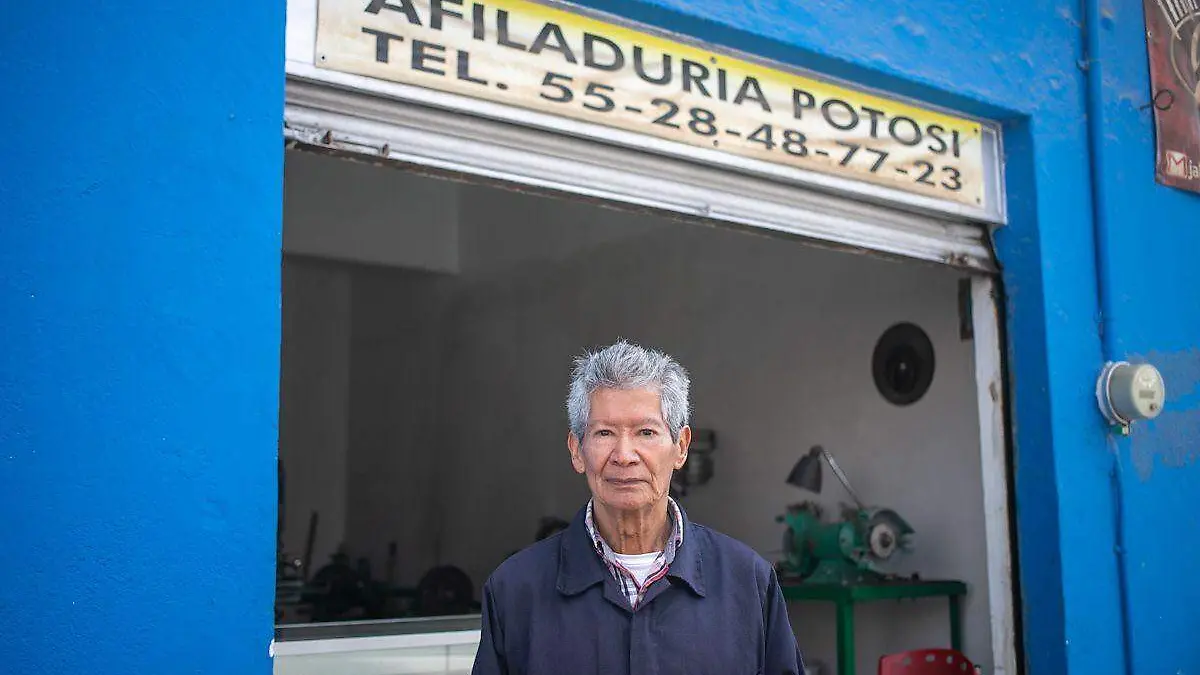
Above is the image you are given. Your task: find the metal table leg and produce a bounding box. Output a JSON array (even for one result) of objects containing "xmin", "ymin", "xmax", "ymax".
[
  {"xmin": 836, "ymin": 600, "xmax": 855, "ymax": 675},
  {"xmin": 948, "ymin": 594, "xmax": 963, "ymax": 651}
]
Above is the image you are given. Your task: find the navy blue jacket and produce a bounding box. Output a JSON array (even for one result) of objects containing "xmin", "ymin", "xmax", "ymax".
[{"xmin": 471, "ymin": 505, "xmax": 805, "ymax": 675}]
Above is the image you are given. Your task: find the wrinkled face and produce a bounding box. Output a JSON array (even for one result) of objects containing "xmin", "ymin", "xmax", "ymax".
[{"xmin": 568, "ymin": 387, "xmax": 691, "ymax": 514}]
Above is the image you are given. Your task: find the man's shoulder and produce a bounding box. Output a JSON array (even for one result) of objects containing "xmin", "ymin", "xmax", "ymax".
[
  {"xmin": 485, "ymin": 532, "xmax": 563, "ymax": 590},
  {"xmin": 690, "ymin": 522, "xmax": 779, "ymax": 579}
]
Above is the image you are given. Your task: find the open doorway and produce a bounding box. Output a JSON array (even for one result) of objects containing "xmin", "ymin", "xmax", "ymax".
[{"xmin": 272, "ymin": 147, "xmax": 1013, "ymax": 675}]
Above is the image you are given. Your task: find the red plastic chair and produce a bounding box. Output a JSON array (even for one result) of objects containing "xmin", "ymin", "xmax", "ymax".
[{"xmin": 878, "ymin": 649, "xmax": 976, "ymax": 674}]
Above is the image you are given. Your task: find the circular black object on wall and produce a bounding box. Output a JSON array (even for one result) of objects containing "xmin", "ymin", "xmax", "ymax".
[{"xmin": 872, "ymin": 323, "xmax": 935, "ymax": 406}]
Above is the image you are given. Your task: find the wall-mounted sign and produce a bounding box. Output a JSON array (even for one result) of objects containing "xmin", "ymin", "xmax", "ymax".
[
  {"xmin": 315, "ymin": 0, "xmax": 993, "ymax": 212},
  {"xmin": 1144, "ymin": 0, "xmax": 1200, "ymax": 194}
]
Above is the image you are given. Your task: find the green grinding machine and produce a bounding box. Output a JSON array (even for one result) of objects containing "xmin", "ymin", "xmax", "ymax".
[{"xmin": 776, "ymin": 445, "xmax": 914, "ymax": 585}]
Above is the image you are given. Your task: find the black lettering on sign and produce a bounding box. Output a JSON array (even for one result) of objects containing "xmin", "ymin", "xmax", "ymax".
[
  {"xmin": 530, "ymin": 22, "xmax": 577, "ymax": 63},
  {"xmin": 651, "ymin": 98, "xmax": 681, "ymax": 128},
  {"xmin": 457, "ymin": 50, "xmax": 487, "ymax": 85},
  {"xmin": 835, "ymin": 140, "xmax": 860, "ymax": 165},
  {"xmin": 583, "ymin": 33, "xmax": 624, "ymax": 71},
  {"xmin": 681, "ymin": 60, "xmax": 711, "ymax": 97},
  {"xmin": 792, "ymin": 88, "xmax": 816, "ymax": 120},
  {"xmin": 582, "ymin": 83, "xmax": 616, "ymax": 112},
  {"xmin": 496, "ymin": 10, "xmax": 527, "ymax": 51},
  {"xmin": 430, "ymin": 0, "xmax": 463, "ymax": 29},
  {"xmin": 889, "ymin": 116, "xmax": 922, "ymax": 146},
  {"xmin": 412, "ymin": 39, "xmax": 448, "ymax": 75},
  {"xmin": 734, "ymin": 77, "xmax": 771, "ymax": 113},
  {"xmin": 361, "ymin": 27, "xmax": 405, "ymax": 63},
  {"xmin": 914, "ymin": 160, "xmax": 936, "ymax": 185},
  {"xmin": 748, "ymin": 124, "xmax": 775, "ymax": 150},
  {"xmin": 471, "ymin": 3, "xmax": 486, "ymax": 40},
  {"xmin": 782, "ymin": 129, "xmax": 808, "ymax": 156},
  {"xmin": 941, "ymin": 166, "xmax": 963, "ymax": 190},
  {"xmin": 822, "ymin": 99, "xmax": 858, "ymax": 131},
  {"xmin": 951, "ymin": 130, "xmax": 962, "ymax": 158},
  {"xmin": 861, "ymin": 107, "xmax": 886, "ymax": 138},
  {"xmin": 717, "ymin": 69, "xmax": 728, "ymax": 101},
  {"xmin": 926, "ymin": 124, "xmax": 948, "ymax": 154},
  {"xmin": 539, "ymin": 72, "xmax": 573, "ymax": 102},
  {"xmin": 688, "ymin": 107, "xmax": 718, "ymax": 136},
  {"xmin": 364, "ymin": 0, "xmax": 422, "ymax": 25},
  {"xmin": 634, "ymin": 47, "xmax": 671, "ymax": 85},
  {"xmin": 862, "ymin": 147, "xmax": 889, "ymax": 172}
]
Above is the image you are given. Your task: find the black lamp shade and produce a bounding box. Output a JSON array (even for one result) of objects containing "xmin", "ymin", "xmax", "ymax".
[{"xmin": 786, "ymin": 446, "xmax": 824, "ymax": 493}]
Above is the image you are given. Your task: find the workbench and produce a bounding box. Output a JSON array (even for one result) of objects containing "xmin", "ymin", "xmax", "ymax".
[{"xmin": 781, "ymin": 579, "xmax": 967, "ymax": 675}]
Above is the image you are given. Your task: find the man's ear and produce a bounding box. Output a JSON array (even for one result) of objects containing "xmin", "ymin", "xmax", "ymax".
[
  {"xmin": 568, "ymin": 431, "xmax": 586, "ymax": 474},
  {"xmin": 674, "ymin": 426, "xmax": 692, "ymax": 469}
]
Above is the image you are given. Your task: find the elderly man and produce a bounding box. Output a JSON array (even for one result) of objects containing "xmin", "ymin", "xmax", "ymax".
[{"xmin": 471, "ymin": 340, "xmax": 805, "ymax": 675}]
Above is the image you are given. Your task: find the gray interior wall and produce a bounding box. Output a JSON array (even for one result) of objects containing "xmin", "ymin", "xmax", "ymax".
[
  {"xmin": 278, "ymin": 257, "xmax": 351, "ymax": 574},
  {"xmin": 430, "ymin": 210, "xmax": 991, "ymax": 674},
  {"xmin": 458, "ymin": 187, "xmax": 669, "ymax": 275},
  {"xmin": 342, "ymin": 267, "xmax": 458, "ymax": 586},
  {"xmin": 283, "ymin": 151, "xmax": 461, "ymax": 273},
  {"xmin": 280, "ymin": 151, "xmax": 996, "ymax": 674}
]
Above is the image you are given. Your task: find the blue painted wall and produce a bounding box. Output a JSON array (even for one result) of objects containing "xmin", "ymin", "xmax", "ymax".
[
  {"xmin": 0, "ymin": 2, "xmax": 285, "ymax": 675},
  {"xmin": 1087, "ymin": 1, "xmax": 1200, "ymax": 674},
  {"xmin": 3, "ymin": 0, "xmax": 1196, "ymax": 674}
]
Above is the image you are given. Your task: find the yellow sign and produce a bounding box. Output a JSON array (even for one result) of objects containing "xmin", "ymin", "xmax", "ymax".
[{"xmin": 315, "ymin": 0, "xmax": 986, "ymax": 208}]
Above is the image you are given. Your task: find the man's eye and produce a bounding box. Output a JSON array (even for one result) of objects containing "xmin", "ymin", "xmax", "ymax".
[
  {"xmin": 595, "ymin": 429, "xmax": 613, "ymax": 437},
  {"xmin": 640, "ymin": 429, "xmax": 656, "ymax": 436}
]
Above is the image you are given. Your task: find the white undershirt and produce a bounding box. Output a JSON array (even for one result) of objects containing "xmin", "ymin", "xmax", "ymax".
[{"xmin": 611, "ymin": 551, "xmax": 663, "ymax": 587}]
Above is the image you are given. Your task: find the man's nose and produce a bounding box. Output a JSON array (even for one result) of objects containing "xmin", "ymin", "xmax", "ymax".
[{"xmin": 611, "ymin": 434, "xmax": 640, "ymax": 465}]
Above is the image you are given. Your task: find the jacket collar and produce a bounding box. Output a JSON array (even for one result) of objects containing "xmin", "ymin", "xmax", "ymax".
[{"xmin": 556, "ymin": 500, "xmax": 707, "ymax": 598}]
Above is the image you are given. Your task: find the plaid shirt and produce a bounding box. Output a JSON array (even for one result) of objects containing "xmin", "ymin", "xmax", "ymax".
[{"xmin": 584, "ymin": 498, "xmax": 685, "ymax": 610}]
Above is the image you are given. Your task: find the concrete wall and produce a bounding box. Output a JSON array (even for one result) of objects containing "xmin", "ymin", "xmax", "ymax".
[{"xmin": 0, "ymin": 2, "xmax": 285, "ymax": 674}]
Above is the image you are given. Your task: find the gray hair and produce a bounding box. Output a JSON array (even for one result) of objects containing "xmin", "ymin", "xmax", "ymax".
[{"xmin": 566, "ymin": 340, "xmax": 691, "ymax": 442}]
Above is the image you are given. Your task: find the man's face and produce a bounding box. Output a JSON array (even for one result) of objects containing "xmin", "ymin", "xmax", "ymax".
[{"xmin": 568, "ymin": 387, "xmax": 691, "ymax": 513}]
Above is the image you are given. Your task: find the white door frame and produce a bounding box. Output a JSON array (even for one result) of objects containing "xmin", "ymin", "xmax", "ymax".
[{"xmin": 971, "ymin": 276, "xmax": 1018, "ymax": 675}]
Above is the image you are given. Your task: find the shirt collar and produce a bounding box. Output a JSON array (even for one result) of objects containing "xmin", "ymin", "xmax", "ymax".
[
  {"xmin": 557, "ymin": 499, "xmax": 706, "ymax": 597},
  {"xmin": 584, "ymin": 497, "xmax": 685, "ymax": 560}
]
